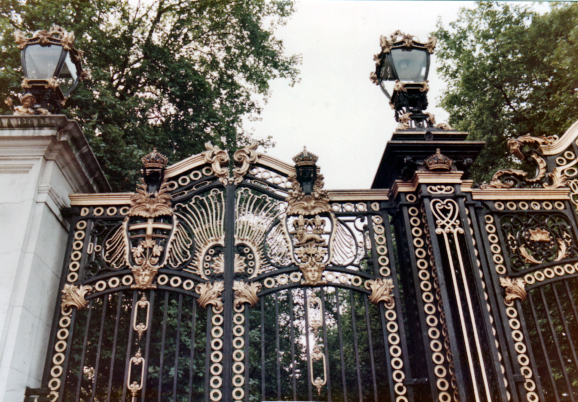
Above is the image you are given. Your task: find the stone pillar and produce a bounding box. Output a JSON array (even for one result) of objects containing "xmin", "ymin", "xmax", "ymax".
[{"xmin": 0, "ymin": 116, "xmax": 109, "ymax": 402}]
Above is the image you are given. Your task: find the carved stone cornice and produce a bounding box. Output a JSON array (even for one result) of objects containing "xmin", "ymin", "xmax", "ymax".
[
  {"xmin": 365, "ymin": 278, "xmax": 395, "ymax": 309},
  {"xmin": 233, "ymin": 281, "xmax": 262, "ymax": 308},
  {"xmin": 196, "ymin": 281, "xmax": 224, "ymax": 312},
  {"xmin": 500, "ymin": 277, "xmax": 527, "ymax": 304}
]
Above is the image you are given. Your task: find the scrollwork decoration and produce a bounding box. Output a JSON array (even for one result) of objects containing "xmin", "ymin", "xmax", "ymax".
[
  {"xmin": 61, "ymin": 284, "xmax": 92, "ymax": 314},
  {"xmin": 500, "ymin": 277, "xmax": 527, "ymax": 304},
  {"xmin": 365, "ymin": 278, "xmax": 395, "ymax": 309},
  {"xmin": 233, "ymin": 142, "xmax": 260, "ymax": 185},
  {"xmin": 233, "ymin": 281, "xmax": 262, "ymax": 308},
  {"xmin": 427, "ymin": 185, "xmax": 454, "ymax": 194},
  {"xmin": 202, "ymin": 142, "xmax": 230, "ymax": 185},
  {"xmin": 196, "ymin": 281, "xmax": 224, "ymax": 312},
  {"xmin": 480, "ymin": 134, "xmax": 567, "ymax": 189}
]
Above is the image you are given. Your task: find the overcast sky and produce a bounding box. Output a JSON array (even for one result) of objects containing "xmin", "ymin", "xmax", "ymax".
[{"xmin": 245, "ymin": 1, "xmax": 473, "ymax": 189}]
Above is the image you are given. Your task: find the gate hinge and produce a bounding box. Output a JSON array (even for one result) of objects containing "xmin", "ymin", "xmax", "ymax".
[
  {"xmin": 403, "ymin": 377, "xmax": 429, "ymax": 386},
  {"xmin": 24, "ymin": 386, "xmax": 50, "ymax": 402}
]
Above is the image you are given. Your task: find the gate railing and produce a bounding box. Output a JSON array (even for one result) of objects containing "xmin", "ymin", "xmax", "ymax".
[{"xmin": 35, "ymin": 119, "xmax": 578, "ymax": 402}]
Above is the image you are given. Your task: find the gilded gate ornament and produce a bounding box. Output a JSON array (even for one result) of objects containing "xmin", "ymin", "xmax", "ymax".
[
  {"xmin": 273, "ymin": 148, "xmax": 356, "ymax": 285},
  {"xmin": 307, "ymin": 293, "xmax": 327, "ymax": 395},
  {"xmin": 480, "ymin": 134, "xmax": 569, "ymax": 189},
  {"xmin": 202, "ymin": 142, "xmax": 230, "ymax": 185},
  {"xmin": 501, "ymin": 214, "xmax": 576, "ymax": 269},
  {"xmin": 365, "ymin": 278, "xmax": 395, "ymax": 309},
  {"xmin": 61, "ymin": 284, "xmax": 92, "ymax": 314},
  {"xmin": 233, "ymin": 142, "xmax": 260, "ymax": 185},
  {"xmin": 233, "ymin": 281, "xmax": 262, "ymax": 308},
  {"xmin": 499, "ymin": 277, "xmax": 527, "ymax": 304},
  {"xmin": 196, "ymin": 281, "xmax": 224, "ymax": 312},
  {"xmin": 104, "ymin": 149, "xmax": 193, "ymax": 288}
]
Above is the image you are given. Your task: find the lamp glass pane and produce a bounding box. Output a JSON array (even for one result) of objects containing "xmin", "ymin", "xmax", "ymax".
[
  {"xmin": 58, "ymin": 52, "xmax": 78, "ymax": 95},
  {"xmin": 24, "ymin": 44, "xmax": 63, "ymax": 79},
  {"xmin": 390, "ymin": 48, "xmax": 428, "ymax": 82}
]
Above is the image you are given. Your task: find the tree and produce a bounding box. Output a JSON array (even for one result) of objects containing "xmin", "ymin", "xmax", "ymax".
[
  {"xmin": 0, "ymin": 0, "xmax": 300, "ymax": 191},
  {"xmin": 433, "ymin": 2, "xmax": 578, "ymax": 183}
]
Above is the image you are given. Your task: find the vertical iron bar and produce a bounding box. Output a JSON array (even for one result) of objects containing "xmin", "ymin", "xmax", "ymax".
[
  {"xmin": 157, "ymin": 291, "xmax": 170, "ymax": 401},
  {"xmin": 363, "ymin": 295, "xmax": 378, "ymax": 402},
  {"xmin": 187, "ymin": 300, "xmax": 197, "ymax": 402},
  {"xmin": 349, "ymin": 290, "xmax": 363, "ymax": 402},
  {"xmin": 552, "ymin": 282, "xmax": 578, "ymax": 378},
  {"xmin": 205, "ymin": 308, "xmax": 212, "ymax": 402},
  {"xmin": 528, "ymin": 293, "xmax": 561, "ymax": 402},
  {"xmin": 539, "ymin": 286, "xmax": 576, "ymax": 402},
  {"xmin": 289, "ymin": 289, "xmax": 298, "ymax": 401},
  {"xmin": 90, "ymin": 295, "xmax": 109, "ymax": 402},
  {"xmin": 173, "ymin": 293, "xmax": 183, "ymax": 401},
  {"xmin": 261, "ymin": 298, "xmax": 266, "ymax": 399},
  {"xmin": 335, "ymin": 289, "xmax": 348, "ymax": 402},
  {"xmin": 320, "ymin": 288, "xmax": 332, "ymax": 401},
  {"xmin": 141, "ymin": 291, "xmax": 156, "ymax": 402},
  {"xmin": 275, "ymin": 292, "xmax": 282, "ymax": 400},
  {"xmin": 75, "ymin": 299, "xmax": 94, "ymax": 400},
  {"xmin": 244, "ymin": 305, "xmax": 250, "ymax": 402},
  {"xmin": 106, "ymin": 291, "xmax": 124, "ymax": 402},
  {"xmin": 121, "ymin": 291, "xmax": 138, "ymax": 401},
  {"xmin": 223, "ymin": 184, "xmax": 237, "ymax": 401},
  {"xmin": 304, "ymin": 289, "xmax": 313, "ymax": 401}
]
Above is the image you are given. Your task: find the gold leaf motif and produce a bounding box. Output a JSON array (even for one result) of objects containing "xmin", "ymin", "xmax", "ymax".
[
  {"xmin": 286, "ymin": 175, "xmax": 331, "ymax": 216},
  {"xmin": 233, "ymin": 142, "xmax": 260, "ymax": 185},
  {"xmin": 500, "ymin": 277, "xmax": 527, "ymax": 304},
  {"xmin": 233, "ymin": 281, "xmax": 262, "ymax": 308},
  {"xmin": 202, "ymin": 142, "xmax": 230, "ymax": 185},
  {"xmin": 364, "ymin": 278, "xmax": 395, "ymax": 309},
  {"xmin": 195, "ymin": 281, "xmax": 224, "ymax": 312},
  {"xmin": 234, "ymin": 254, "xmax": 247, "ymax": 273},
  {"xmin": 129, "ymin": 180, "xmax": 172, "ymax": 218},
  {"xmin": 61, "ymin": 284, "xmax": 92, "ymax": 314},
  {"xmin": 396, "ymin": 112, "xmax": 411, "ymax": 130},
  {"xmin": 481, "ymin": 134, "xmax": 557, "ymax": 189},
  {"xmin": 528, "ymin": 228, "xmax": 550, "ymax": 242}
]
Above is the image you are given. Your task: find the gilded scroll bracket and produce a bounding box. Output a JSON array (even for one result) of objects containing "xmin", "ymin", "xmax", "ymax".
[
  {"xmin": 233, "ymin": 281, "xmax": 262, "ymax": 308},
  {"xmin": 61, "ymin": 284, "xmax": 92, "ymax": 314},
  {"xmin": 365, "ymin": 278, "xmax": 395, "ymax": 309},
  {"xmin": 196, "ymin": 281, "xmax": 224, "ymax": 312},
  {"xmin": 500, "ymin": 277, "xmax": 527, "ymax": 305}
]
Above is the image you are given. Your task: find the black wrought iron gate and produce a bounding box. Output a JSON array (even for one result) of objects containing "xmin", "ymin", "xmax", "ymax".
[{"xmin": 38, "ymin": 122, "xmax": 578, "ymax": 402}]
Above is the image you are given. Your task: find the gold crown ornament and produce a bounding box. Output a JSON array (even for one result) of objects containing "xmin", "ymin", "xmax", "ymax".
[
  {"xmin": 141, "ymin": 148, "xmax": 168, "ymax": 169},
  {"xmin": 424, "ymin": 149, "xmax": 453, "ymax": 171},
  {"xmin": 293, "ymin": 147, "xmax": 319, "ymax": 166}
]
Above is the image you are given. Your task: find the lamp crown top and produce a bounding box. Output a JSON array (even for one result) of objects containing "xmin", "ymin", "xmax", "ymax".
[
  {"xmin": 14, "ymin": 24, "xmax": 76, "ymax": 50},
  {"xmin": 293, "ymin": 147, "xmax": 318, "ymax": 166},
  {"xmin": 378, "ymin": 30, "xmax": 437, "ymax": 55},
  {"xmin": 141, "ymin": 148, "xmax": 169, "ymax": 169}
]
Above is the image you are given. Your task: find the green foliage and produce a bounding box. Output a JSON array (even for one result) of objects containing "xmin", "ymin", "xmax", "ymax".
[
  {"xmin": 434, "ymin": 2, "xmax": 578, "ymax": 183},
  {"xmin": 0, "ymin": 0, "xmax": 300, "ymax": 191}
]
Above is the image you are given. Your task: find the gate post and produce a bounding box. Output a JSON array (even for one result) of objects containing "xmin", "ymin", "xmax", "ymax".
[
  {"xmin": 0, "ymin": 116, "xmax": 108, "ymax": 402},
  {"xmin": 373, "ymin": 129, "xmax": 509, "ymax": 401}
]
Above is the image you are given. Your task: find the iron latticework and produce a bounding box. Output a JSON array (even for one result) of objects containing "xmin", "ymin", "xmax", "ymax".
[{"xmin": 34, "ymin": 120, "xmax": 578, "ymax": 402}]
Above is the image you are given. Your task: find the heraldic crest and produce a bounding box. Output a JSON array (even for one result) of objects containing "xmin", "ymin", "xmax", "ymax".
[{"xmin": 104, "ymin": 149, "xmax": 192, "ymax": 288}]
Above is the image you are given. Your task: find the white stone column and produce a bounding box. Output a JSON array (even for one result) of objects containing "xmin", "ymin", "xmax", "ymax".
[{"xmin": 0, "ymin": 116, "xmax": 109, "ymax": 402}]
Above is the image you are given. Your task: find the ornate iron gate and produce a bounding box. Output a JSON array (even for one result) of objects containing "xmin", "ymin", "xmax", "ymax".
[{"xmin": 37, "ymin": 120, "xmax": 578, "ymax": 402}]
